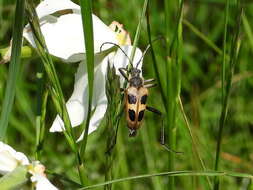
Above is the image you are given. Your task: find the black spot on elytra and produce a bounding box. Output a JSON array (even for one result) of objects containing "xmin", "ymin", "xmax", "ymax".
[
  {"xmin": 128, "ymin": 109, "xmax": 136, "ymax": 121},
  {"xmin": 140, "ymin": 95, "xmax": 148, "ymax": 104},
  {"xmin": 128, "ymin": 94, "xmax": 137, "ymax": 104},
  {"xmin": 138, "ymin": 110, "xmax": 145, "ymax": 121}
]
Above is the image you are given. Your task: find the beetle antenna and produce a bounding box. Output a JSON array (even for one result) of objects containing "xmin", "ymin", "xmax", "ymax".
[
  {"xmin": 100, "ymin": 42, "xmax": 133, "ymax": 68},
  {"xmin": 136, "ymin": 36, "xmax": 165, "ymax": 69}
]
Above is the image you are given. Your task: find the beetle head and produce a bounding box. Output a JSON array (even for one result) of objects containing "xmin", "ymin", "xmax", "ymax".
[
  {"xmin": 129, "ymin": 68, "xmax": 143, "ymax": 88},
  {"xmin": 130, "ymin": 68, "xmax": 141, "ymax": 78}
]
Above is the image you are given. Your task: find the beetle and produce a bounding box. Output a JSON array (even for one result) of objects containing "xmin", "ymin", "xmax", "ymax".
[
  {"xmin": 100, "ymin": 41, "xmax": 162, "ymax": 137},
  {"xmin": 118, "ymin": 66, "xmax": 160, "ymax": 137},
  {"xmin": 100, "ymin": 41, "xmax": 182, "ymax": 154},
  {"xmin": 118, "ymin": 46, "xmax": 182, "ymax": 153}
]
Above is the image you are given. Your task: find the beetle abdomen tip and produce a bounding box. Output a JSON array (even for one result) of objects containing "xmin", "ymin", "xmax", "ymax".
[{"xmin": 129, "ymin": 129, "xmax": 137, "ymax": 137}]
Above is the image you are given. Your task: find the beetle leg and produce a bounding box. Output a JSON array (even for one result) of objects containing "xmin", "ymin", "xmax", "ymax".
[
  {"xmin": 146, "ymin": 106, "xmax": 162, "ymax": 115},
  {"xmin": 119, "ymin": 68, "xmax": 129, "ymax": 81},
  {"xmin": 160, "ymin": 122, "xmax": 183, "ymax": 154},
  {"xmin": 144, "ymin": 78, "xmax": 155, "ymax": 84},
  {"xmin": 144, "ymin": 83, "xmax": 157, "ymax": 88},
  {"xmin": 146, "ymin": 106, "xmax": 183, "ymax": 154}
]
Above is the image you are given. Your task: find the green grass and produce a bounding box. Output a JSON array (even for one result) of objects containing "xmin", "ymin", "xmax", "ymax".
[
  {"xmin": 0, "ymin": 0, "xmax": 25, "ymax": 139},
  {"xmin": 0, "ymin": 0, "xmax": 253, "ymax": 189},
  {"xmin": 79, "ymin": 0, "xmax": 94, "ymax": 166}
]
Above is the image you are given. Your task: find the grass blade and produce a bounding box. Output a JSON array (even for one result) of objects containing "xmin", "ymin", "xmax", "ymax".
[
  {"xmin": 0, "ymin": 0, "xmax": 25, "ymax": 140},
  {"xmin": 34, "ymin": 57, "xmax": 44, "ymax": 159},
  {"xmin": 242, "ymin": 13, "xmax": 253, "ymax": 51},
  {"xmin": 0, "ymin": 166, "xmax": 28, "ymax": 189},
  {"xmin": 178, "ymin": 96, "xmax": 212, "ymax": 188},
  {"xmin": 79, "ymin": 170, "xmax": 253, "ymax": 190},
  {"xmin": 146, "ymin": 1, "xmax": 167, "ymax": 108},
  {"xmin": 25, "ymin": 0, "xmax": 77, "ymax": 152},
  {"xmin": 221, "ymin": 0, "xmax": 229, "ymax": 104},
  {"xmin": 35, "ymin": 89, "xmax": 48, "ymax": 160},
  {"xmin": 213, "ymin": 2, "xmax": 243, "ymax": 189},
  {"xmin": 79, "ymin": 0, "xmax": 95, "ymax": 164},
  {"xmin": 164, "ymin": 1, "xmax": 184, "ymax": 189},
  {"xmin": 183, "ymin": 19, "xmax": 223, "ymax": 55},
  {"xmin": 129, "ymin": 0, "xmax": 149, "ymax": 62}
]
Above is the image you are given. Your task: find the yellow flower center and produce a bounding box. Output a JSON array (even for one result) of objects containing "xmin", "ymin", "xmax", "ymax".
[{"xmin": 109, "ymin": 21, "xmax": 131, "ymax": 45}]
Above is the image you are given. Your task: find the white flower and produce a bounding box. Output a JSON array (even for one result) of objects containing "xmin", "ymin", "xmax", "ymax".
[
  {"xmin": 0, "ymin": 141, "xmax": 29, "ymax": 174},
  {"xmin": 23, "ymin": 0, "xmax": 118, "ymax": 62},
  {"xmin": 29, "ymin": 161, "xmax": 58, "ymax": 190},
  {"xmin": 0, "ymin": 142, "xmax": 58, "ymax": 190},
  {"xmin": 23, "ymin": 0, "xmax": 144, "ymax": 140}
]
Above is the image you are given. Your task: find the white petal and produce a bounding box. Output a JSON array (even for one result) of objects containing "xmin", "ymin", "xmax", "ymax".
[
  {"xmin": 77, "ymin": 56, "xmax": 109, "ymax": 141},
  {"xmin": 36, "ymin": 0, "xmax": 80, "ymax": 19},
  {"xmin": 50, "ymin": 61, "xmax": 88, "ymax": 132},
  {"xmin": 50, "ymin": 54, "xmax": 108, "ymax": 133},
  {"xmin": 50, "ymin": 99, "xmax": 85, "ymax": 132},
  {"xmin": 92, "ymin": 14, "xmax": 119, "ymax": 53},
  {"xmin": 23, "ymin": 12, "xmax": 117, "ymax": 62},
  {"xmin": 77, "ymin": 102, "xmax": 107, "ymax": 141},
  {"xmin": 31, "ymin": 174, "xmax": 58, "ymax": 190},
  {"xmin": 0, "ymin": 142, "xmax": 29, "ymax": 175}
]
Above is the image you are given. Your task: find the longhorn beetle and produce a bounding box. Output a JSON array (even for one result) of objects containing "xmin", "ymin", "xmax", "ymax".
[
  {"xmin": 100, "ymin": 40, "xmax": 182, "ymax": 154},
  {"xmin": 119, "ymin": 59, "xmax": 159, "ymax": 137}
]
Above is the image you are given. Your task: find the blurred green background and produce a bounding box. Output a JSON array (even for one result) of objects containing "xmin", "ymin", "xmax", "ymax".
[{"xmin": 0, "ymin": 0, "xmax": 253, "ymax": 189}]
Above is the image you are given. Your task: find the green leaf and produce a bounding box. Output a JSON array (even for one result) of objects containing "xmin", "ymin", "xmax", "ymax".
[{"xmin": 0, "ymin": 166, "xmax": 28, "ymax": 189}]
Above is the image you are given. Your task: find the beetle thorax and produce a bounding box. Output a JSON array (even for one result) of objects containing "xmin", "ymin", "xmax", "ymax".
[{"xmin": 129, "ymin": 68, "xmax": 143, "ymax": 88}]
